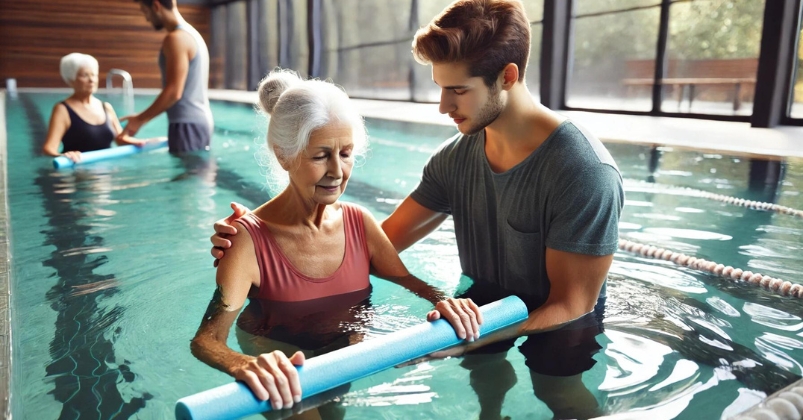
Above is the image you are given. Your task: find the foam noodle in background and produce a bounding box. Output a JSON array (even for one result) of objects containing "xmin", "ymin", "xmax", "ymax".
[
  {"xmin": 52, "ymin": 138, "xmax": 168, "ymax": 169},
  {"xmin": 175, "ymin": 295, "xmax": 529, "ymax": 420}
]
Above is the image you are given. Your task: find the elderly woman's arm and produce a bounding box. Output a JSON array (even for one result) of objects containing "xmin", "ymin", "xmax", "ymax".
[
  {"xmin": 191, "ymin": 221, "xmax": 304, "ymax": 410},
  {"xmin": 104, "ymin": 103, "xmax": 150, "ymax": 147},
  {"xmin": 42, "ymin": 103, "xmax": 69, "ymax": 156},
  {"xmin": 359, "ymin": 206, "xmax": 483, "ymax": 342}
]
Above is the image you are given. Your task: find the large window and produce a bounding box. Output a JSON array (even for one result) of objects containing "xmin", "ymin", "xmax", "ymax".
[
  {"xmin": 566, "ymin": 0, "xmax": 661, "ymax": 111},
  {"xmin": 320, "ymin": 0, "xmax": 414, "ymax": 100},
  {"xmin": 209, "ymin": 0, "xmax": 800, "ymax": 126},
  {"xmin": 791, "ymin": 7, "xmax": 803, "ymax": 119},
  {"xmin": 523, "ymin": 0, "xmax": 544, "ymax": 102},
  {"xmin": 567, "ymin": 0, "xmax": 766, "ymax": 118},
  {"xmin": 664, "ymin": 0, "xmax": 765, "ymax": 116},
  {"xmin": 411, "ymin": 0, "xmax": 463, "ymax": 102}
]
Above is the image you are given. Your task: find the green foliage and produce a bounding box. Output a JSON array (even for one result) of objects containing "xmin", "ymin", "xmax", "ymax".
[
  {"xmin": 667, "ymin": 0, "xmax": 765, "ymax": 60},
  {"xmin": 572, "ymin": 0, "xmax": 765, "ymax": 66}
]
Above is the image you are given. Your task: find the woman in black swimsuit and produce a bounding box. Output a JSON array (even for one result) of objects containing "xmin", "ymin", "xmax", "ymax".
[{"xmin": 42, "ymin": 53, "xmax": 157, "ymax": 163}]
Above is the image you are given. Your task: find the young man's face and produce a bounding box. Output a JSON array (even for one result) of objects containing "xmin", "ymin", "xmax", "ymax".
[
  {"xmin": 432, "ymin": 62, "xmax": 503, "ymax": 135},
  {"xmin": 139, "ymin": 2, "xmax": 164, "ymax": 30}
]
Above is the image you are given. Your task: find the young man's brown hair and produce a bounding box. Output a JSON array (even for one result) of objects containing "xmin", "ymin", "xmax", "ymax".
[
  {"xmin": 412, "ymin": 0, "xmax": 531, "ymax": 87},
  {"xmin": 133, "ymin": 0, "xmax": 174, "ymax": 9}
]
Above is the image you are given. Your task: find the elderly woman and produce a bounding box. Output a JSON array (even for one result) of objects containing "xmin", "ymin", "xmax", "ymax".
[
  {"xmin": 42, "ymin": 53, "xmax": 153, "ymax": 163},
  {"xmin": 190, "ymin": 70, "xmax": 481, "ymax": 413}
]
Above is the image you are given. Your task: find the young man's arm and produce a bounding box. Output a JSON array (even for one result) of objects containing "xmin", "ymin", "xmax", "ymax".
[
  {"xmin": 521, "ymin": 248, "xmax": 611, "ymax": 332},
  {"xmin": 380, "ymin": 196, "xmax": 449, "ymax": 253},
  {"xmin": 119, "ymin": 31, "xmax": 191, "ymax": 137},
  {"xmin": 428, "ymin": 248, "xmax": 612, "ymax": 358}
]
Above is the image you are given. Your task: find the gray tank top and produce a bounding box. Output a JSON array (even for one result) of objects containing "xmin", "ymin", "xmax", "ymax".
[{"xmin": 159, "ymin": 24, "xmax": 213, "ymax": 127}]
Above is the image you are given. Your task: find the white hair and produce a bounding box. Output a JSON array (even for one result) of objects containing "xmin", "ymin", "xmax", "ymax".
[
  {"xmin": 59, "ymin": 53, "xmax": 99, "ymax": 86},
  {"xmin": 256, "ymin": 69, "xmax": 368, "ymax": 189}
]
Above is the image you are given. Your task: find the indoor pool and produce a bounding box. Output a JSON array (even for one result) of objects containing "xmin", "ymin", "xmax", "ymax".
[{"xmin": 4, "ymin": 92, "xmax": 802, "ymax": 419}]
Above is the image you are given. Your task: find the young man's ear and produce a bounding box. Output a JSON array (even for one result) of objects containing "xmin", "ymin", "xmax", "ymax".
[{"xmin": 499, "ymin": 63, "xmax": 519, "ymax": 91}]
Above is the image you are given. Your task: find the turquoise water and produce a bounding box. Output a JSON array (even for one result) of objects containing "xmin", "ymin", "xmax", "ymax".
[{"xmin": 5, "ymin": 92, "xmax": 803, "ymax": 419}]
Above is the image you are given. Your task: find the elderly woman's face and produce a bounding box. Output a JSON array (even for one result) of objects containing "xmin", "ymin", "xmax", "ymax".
[
  {"xmin": 286, "ymin": 123, "xmax": 355, "ymax": 206},
  {"xmin": 72, "ymin": 66, "xmax": 98, "ymax": 94}
]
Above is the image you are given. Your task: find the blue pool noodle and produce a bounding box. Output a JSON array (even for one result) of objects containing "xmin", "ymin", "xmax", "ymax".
[
  {"xmin": 52, "ymin": 139, "xmax": 168, "ymax": 169},
  {"xmin": 175, "ymin": 295, "xmax": 528, "ymax": 420}
]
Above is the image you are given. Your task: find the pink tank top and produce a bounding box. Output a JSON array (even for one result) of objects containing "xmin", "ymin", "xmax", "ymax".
[{"xmin": 237, "ymin": 203, "xmax": 371, "ymax": 302}]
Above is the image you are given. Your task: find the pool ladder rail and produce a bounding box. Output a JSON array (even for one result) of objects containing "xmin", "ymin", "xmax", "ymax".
[{"xmin": 106, "ymin": 69, "xmax": 134, "ymax": 114}]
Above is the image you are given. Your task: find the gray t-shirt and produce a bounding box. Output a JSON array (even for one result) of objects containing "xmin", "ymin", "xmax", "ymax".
[{"xmin": 410, "ymin": 121, "xmax": 624, "ymax": 309}]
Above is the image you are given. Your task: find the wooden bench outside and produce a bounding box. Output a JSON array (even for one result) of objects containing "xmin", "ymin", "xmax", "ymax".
[
  {"xmin": 623, "ymin": 59, "xmax": 758, "ymax": 112},
  {"xmin": 622, "ymin": 77, "xmax": 757, "ymax": 111}
]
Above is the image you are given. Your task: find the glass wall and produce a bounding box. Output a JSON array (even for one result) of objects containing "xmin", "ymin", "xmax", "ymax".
[
  {"xmin": 411, "ymin": 0, "xmax": 460, "ymax": 102},
  {"xmin": 523, "ymin": 0, "xmax": 543, "ymax": 102},
  {"xmin": 225, "ymin": 2, "xmax": 248, "ymax": 90},
  {"xmin": 663, "ymin": 0, "xmax": 765, "ymax": 116},
  {"xmin": 320, "ymin": 0, "xmax": 416, "ymax": 100},
  {"xmin": 566, "ymin": 0, "xmax": 766, "ymax": 117},
  {"xmin": 791, "ymin": 6, "xmax": 803, "ymax": 119},
  {"xmin": 207, "ymin": 0, "xmax": 799, "ymax": 126},
  {"xmin": 566, "ymin": 0, "xmax": 661, "ymax": 111},
  {"xmin": 211, "ymin": 0, "xmax": 545, "ymax": 103}
]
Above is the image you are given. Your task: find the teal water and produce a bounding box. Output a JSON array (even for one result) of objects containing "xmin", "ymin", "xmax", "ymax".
[{"xmin": 5, "ymin": 92, "xmax": 803, "ymax": 419}]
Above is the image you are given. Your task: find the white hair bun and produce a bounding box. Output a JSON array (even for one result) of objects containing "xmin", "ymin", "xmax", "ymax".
[{"xmin": 257, "ymin": 69, "xmax": 302, "ymax": 115}]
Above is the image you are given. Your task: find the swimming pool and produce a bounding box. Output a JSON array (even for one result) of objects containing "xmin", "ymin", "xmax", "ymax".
[{"xmin": 4, "ymin": 91, "xmax": 802, "ymax": 419}]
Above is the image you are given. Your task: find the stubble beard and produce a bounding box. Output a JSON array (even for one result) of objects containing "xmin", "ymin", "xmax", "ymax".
[{"xmin": 462, "ymin": 86, "xmax": 503, "ymax": 136}]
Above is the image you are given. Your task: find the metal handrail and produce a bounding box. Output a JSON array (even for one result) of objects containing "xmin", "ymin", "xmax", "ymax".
[
  {"xmin": 106, "ymin": 69, "xmax": 134, "ymax": 114},
  {"xmin": 106, "ymin": 69, "xmax": 133, "ymax": 93}
]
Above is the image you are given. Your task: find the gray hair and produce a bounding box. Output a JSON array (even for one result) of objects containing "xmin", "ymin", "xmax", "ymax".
[
  {"xmin": 256, "ymin": 69, "xmax": 368, "ymax": 187},
  {"xmin": 59, "ymin": 53, "xmax": 99, "ymax": 86}
]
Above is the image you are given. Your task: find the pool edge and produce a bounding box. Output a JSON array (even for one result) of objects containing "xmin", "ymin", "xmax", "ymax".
[{"xmin": 0, "ymin": 90, "xmax": 11, "ymax": 418}]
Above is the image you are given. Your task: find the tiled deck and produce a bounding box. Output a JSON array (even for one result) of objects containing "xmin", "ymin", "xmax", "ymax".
[
  {"xmin": 208, "ymin": 89, "xmax": 803, "ymax": 160},
  {"xmin": 0, "ymin": 92, "xmax": 10, "ymax": 418}
]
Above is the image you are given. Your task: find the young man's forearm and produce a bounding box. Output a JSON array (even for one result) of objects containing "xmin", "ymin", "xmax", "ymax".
[
  {"xmin": 459, "ymin": 300, "xmax": 594, "ymax": 353},
  {"xmin": 138, "ymin": 88, "xmax": 181, "ymax": 122}
]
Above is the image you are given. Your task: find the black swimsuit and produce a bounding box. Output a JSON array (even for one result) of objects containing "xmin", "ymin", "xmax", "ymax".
[{"xmin": 60, "ymin": 101, "xmax": 115, "ymax": 153}]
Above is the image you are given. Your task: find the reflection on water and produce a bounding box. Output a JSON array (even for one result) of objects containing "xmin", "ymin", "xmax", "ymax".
[
  {"xmin": 602, "ymin": 274, "xmax": 801, "ymax": 416},
  {"xmin": 37, "ymin": 168, "xmax": 153, "ymax": 417}
]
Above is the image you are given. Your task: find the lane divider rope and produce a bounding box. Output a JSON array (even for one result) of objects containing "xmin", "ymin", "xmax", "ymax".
[
  {"xmin": 623, "ymin": 180, "xmax": 803, "ymax": 218},
  {"xmin": 617, "ymin": 239, "xmax": 802, "ymax": 299}
]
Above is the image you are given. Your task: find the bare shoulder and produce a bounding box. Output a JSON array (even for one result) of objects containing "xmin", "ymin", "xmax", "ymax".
[
  {"xmin": 230, "ymin": 219, "xmax": 256, "ymax": 247},
  {"xmin": 52, "ymin": 102, "xmax": 68, "ymax": 115},
  {"xmin": 102, "ymin": 102, "xmax": 117, "ymax": 116},
  {"xmin": 216, "ymin": 219, "xmax": 258, "ymax": 273},
  {"xmin": 164, "ymin": 28, "xmax": 195, "ymax": 52},
  {"xmin": 49, "ymin": 102, "xmax": 69, "ymax": 124}
]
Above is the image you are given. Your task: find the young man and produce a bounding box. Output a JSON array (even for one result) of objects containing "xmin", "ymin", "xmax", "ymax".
[
  {"xmin": 122, "ymin": 0, "xmax": 214, "ymax": 153},
  {"xmin": 211, "ymin": 0, "xmax": 622, "ymax": 417}
]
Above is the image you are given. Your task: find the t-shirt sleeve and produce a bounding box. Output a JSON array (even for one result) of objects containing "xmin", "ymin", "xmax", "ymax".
[
  {"xmin": 409, "ymin": 138, "xmax": 455, "ymax": 214},
  {"xmin": 545, "ymin": 163, "xmax": 624, "ymax": 255}
]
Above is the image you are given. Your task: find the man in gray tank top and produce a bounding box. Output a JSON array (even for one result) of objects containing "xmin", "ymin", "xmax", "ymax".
[{"xmin": 122, "ymin": 0, "xmax": 213, "ymax": 153}]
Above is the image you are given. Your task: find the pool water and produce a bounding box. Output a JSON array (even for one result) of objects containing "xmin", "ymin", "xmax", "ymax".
[{"xmin": 5, "ymin": 92, "xmax": 803, "ymax": 419}]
